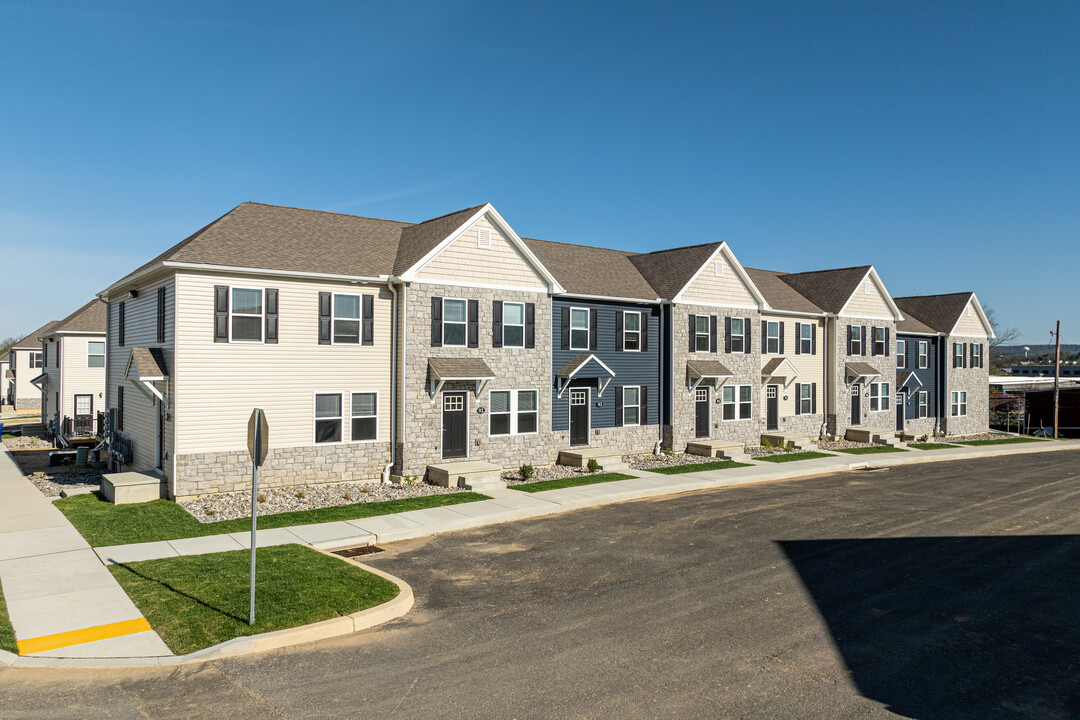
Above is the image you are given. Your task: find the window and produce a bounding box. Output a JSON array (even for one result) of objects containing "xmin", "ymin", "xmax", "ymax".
[
  {"xmin": 872, "ymin": 327, "xmax": 886, "ymax": 356},
  {"xmin": 869, "ymin": 383, "xmax": 891, "ymax": 412},
  {"xmin": 730, "ymin": 317, "xmax": 745, "ymax": 353},
  {"xmin": 919, "ymin": 341, "xmax": 928, "ymax": 369},
  {"xmin": 314, "ymin": 393, "xmax": 343, "ymax": 443},
  {"xmin": 896, "ymin": 340, "xmax": 906, "ymax": 368},
  {"xmin": 951, "ymin": 391, "xmax": 967, "ymax": 416},
  {"xmin": 75, "ymin": 395, "xmax": 92, "ymax": 417},
  {"xmin": 489, "ymin": 390, "xmax": 538, "ymax": 436},
  {"xmin": 333, "ymin": 294, "xmax": 361, "ymax": 344},
  {"xmin": 954, "ymin": 343, "xmax": 964, "ymax": 368},
  {"xmin": 30, "ymin": 352, "xmax": 42, "ymax": 369},
  {"xmin": 766, "ymin": 321, "xmax": 779, "ymax": 354},
  {"xmin": 799, "ymin": 324, "xmax": 812, "ymax": 354},
  {"xmin": 502, "ymin": 302, "xmax": 525, "ymax": 348},
  {"xmin": 695, "ymin": 315, "xmax": 710, "ymax": 352},
  {"xmin": 443, "ymin": 299, "xmax": 468, "ymax": 347},
  {"xmin": 570, "ymin": 308, "xmax": 589, "ymax": 350},
  {"xmin": 231, "ymin": 288, "xmax": 264, "ymax": 341},
  {"xmin": 919, "ymin": 391, "xmax": 928, "ymax": 418},
  {"xmin": 799, "ymin": 384, "xmax": 812, "ymax": 414},
  {"xmin": 849, "ymin": 326, "xmax": 862, "ymax": 355},
  {"xmin": 88, "ymin": 341, "xmax": 105, "ymax": 368},
  {"xmin": 972, "ymin": 344, "xmax": 982, "ymax": 368},
  {"xmin": 722, "ymin": 384, "xmax": 752, "ymax": 420},
  {"xmin": 623, "ymin": 386, "xmax": 641, "ymax": 426},
  {"xmin": 351, "ymin": 392, "xmax": 377, "ymax": 441},
  {"xmin": 624, "ymin": 312, "xmax": 641, "ymax": 351}
]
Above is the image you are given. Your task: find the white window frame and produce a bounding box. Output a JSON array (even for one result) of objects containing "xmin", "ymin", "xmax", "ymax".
[
  {"xmin": 766, "ymin": 321, "xmax": 779, "ymax": 354},
  {"xmin": 799, "ymin": 324, "xmax": 812, "ymax": 354},
  {"xmin": 569, "ymin": 307, "xmax": 590, "ymax": 351},
  {"xmin": 332, "ymin": 292, "xmax": 362, "ymax": 345},
  {"xmin": 623, "ymin": 385, "xmax": 641, "ymax": 426},
  {"xmin": 896, "ymin": 340, "xmax": 906, "ymax": 369},
  {"xmin": 918, "ymin": 391, "xmax": 928, "ymax": 418},
  {"xmin": 502, "ymin": 301, "xmax": 526, "ymax": 348},
  {"xmin": 313, "ymin": 391, "xmax": 344, "ymax": 445},
  {"xmin": 864, "ymin": 280, "xmax": 872, "ymax": 294},
  {"xmin": 30, "ymin": 351, "xmax": 42, "ymax": 369},
  {"xmin": 722, "ymin": 384, "xmax": 752, "ymax": 421},
  {"xmin": 952, "ymin": 391, "xmax": 967, "ymax": 417},
  {"xmin": 349, "ymin": 391, "xmax": 379, "ymax": 443},
  {"xmin": 972, "ymin": 343, "xmax": 982, "ymax": 367},
  {"xmin": 799, "ymin": 384, "xmax": 812, "ymax": 414},
  {"xmin": 488, "ymin": 389, "xmax": 539, "ymax": 437},
  {"xmin": 694, "ymin": 315, "xmax": 710, "ymax": 352},
  {"xmin": 869, "ymin": 382, "xmax": 891, "ymax": 412},
  {"xmin": 714, "ymin": 260, "xmax": 724, "ymax": 276},
  {"xmin": 442, "ymin": 298, "xmax": 468, "ymax": 348},
  {"xmin": 872, "ymin": 326, "xmax": 886, "ymax": 356},
  {"xmin": 954, "ymin": 343, "xmax": 964, "ymax": 367},
  {"xmin": 87, "ymin": 341, "xmax": 105, "ymax": 368},
  {"xmin": 623, "ymin": 311, "xmax": 642, "ymax": 352},
  {"xmin": 849, "ymin": 326, "xmax": 862, "ymax": 355},
  {"xmin": 919, "ymin": 341, "xmax": 928, "ymax": 369},
  {"xmin": 230, "ymin": 286, "xmax": 265, "ymax": 343},
  {"xmin": 730, "ymin": 317, "xmax": 745, "ymax": 353},
  {"xmin": 477, "ymin": 227, "xmax": 492, "ymax": 249}
]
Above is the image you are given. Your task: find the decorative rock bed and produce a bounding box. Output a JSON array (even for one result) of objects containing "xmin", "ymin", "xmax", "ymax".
[
  {"xmin": 502, "ymin": 463, "xmax": 594, "ymax": 486},
  {"xmin": 624, "ymin": 452, "xmax": 723, "ymax": 470},
  {"xmin": 29, "ymin": 470, "xmax": 102, "ymax": 499}
]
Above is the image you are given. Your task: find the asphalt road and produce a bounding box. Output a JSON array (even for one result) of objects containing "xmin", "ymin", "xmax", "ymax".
[{"xmin": 2, "ymin": 451, "xmax": 1079, "ymax": 719}]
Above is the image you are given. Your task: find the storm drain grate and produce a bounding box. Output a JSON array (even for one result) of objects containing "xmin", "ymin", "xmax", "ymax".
[{"xmin": 333, "ymin": 545, "xmax": 385, "ymax": 558}]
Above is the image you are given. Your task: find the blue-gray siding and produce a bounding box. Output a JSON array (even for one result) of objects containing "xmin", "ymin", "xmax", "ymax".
[{"xmin": 897, "ymin": 334, "xmax": 937, "ymax": 421}]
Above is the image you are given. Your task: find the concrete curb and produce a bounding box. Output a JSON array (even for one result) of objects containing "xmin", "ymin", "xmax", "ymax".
[{"xmin": 5, "ymin": 552, "xmax": 413, "ymax": 669}]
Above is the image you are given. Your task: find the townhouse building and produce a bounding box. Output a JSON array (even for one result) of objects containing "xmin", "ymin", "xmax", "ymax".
[
  {"xmin": 893, "ymin": 311, "xmax": 939, "ymax": 437},
  {"xmin": 8, "ymin": 321, "xmax": 58, "ymax": 412},
  {"xmin": 38, "ymin": 299, "xmax": 107, "ymax": 441},
  {"xmin": 0, "ymin": 352, "xmax": 9, "ymax": 410}
]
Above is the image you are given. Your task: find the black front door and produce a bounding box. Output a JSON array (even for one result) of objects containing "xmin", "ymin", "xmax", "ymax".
[
  {"xmin": 851, "ymin": 384, "xmax": 861, "ymax": 426},
  {"xmin": 766, "ymin": 385, "xmax": 779, "ymax": 431},
  {"xmin": 442, "ymin": 392, "xmax": 467, "ymax": 458},
  {"xmin": 570, "ymin": 389, "xmax": 589, "ymax": 446},
  {"xmin": 896, "ymin": 393, "xmax": 905, "ymax": 431},
  {"xmin": 695, "ymin": 388, "xmax": 709, "ymax": 438}
]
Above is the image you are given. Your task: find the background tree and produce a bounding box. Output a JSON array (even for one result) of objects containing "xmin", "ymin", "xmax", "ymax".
[
  {"xmin": 0, "ymin": 336, "xmax": 21, "ymax": 356},
  {"xmin": 984, "ymin": 305, "xmax": 1020, "ymax": 349}
]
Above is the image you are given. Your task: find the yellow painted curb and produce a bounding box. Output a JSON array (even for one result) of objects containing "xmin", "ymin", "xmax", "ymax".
[{"xmin": 17, "ymin": 617, "xmax": 152, "ymax": 655}]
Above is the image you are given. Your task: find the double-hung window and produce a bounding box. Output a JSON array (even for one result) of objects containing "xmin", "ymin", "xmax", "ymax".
[
  {"xmin": 872, "ymin": 327, "xmax": 886, "ymax": 356},
  {"xmin": 623, "ymin": 386, "xmax": 641, "ymax": 426},
  {"xmin": 231, "ymin": 288, "xmax": 264, "ymax": 342},
  {"xmin": 972, "ymin": 344, "xmax": 982, "ymax": 368},
  {"xmin": 694, "ymin": 315, "xmax": 710, "ymax": 352},
  {"xmin": 730, "ymin": 318, "xmax": 745, "ymax": 353},
  {"xmin": 918, "ymin": 341, "xmax": 928, "ymax": 369},
  {"xmin": 799, "ymin": 324, "xmax": 812, "ymax": 354},
  {"xmin": 722, "ymin": 385, "xmax": 752, "ymax": 420},
  {"xmin": 351, "ymin": 392, "xmax": 377, "ymax": 441},
  {"xmin": 88, "ymin": 341, "xmax": 105, "ymax": 368},
  {"xmin": 951, "ymin": 391, "xmax": 967, "ymax": 416},
  {"xmin": 766, "ymin": 321, "xmax": 780, "ymax": 354},
  {"xmin": 624, "ymin": 312, "xmax": 641, "ymax": 351},
  {"xmin": 314, "ymin": 393, "xmax": 343, "ymax": 444},
  {"xmin": 569, "ymin": 308, "xmax": 589, "ymax": 350},
  {"xmin": 869, "ymin": 382, "xmax": 891, "ymax": 412},
  {"xmin": 896, "ymin": 340, "xmax": 906, "ymax": 368},
  {"xmin": 919, "ymin": 391, "xmax": 928, "ymax": 418},
  {"xmin": 30, "ymin": 352, "xmax": 42, "ymax": 369},
  {"xmin": 489, "ymin": 390, "xmax": 538, "ymax": 436},
  {"xmin": 954, "ymin": 343, "xmax": 965, "ymax": 368},
  {"xmin": 443, "ymin": 299, "xmax": 468, "ymax": 347},
  {"xmin": 502, "ymin": 302, "xmax": 525, "ymax": 347},
  {"xmin": 849, "ymin": 326, "xmax": 862, "ymax": 355},
  {"xmin": 333, "ymin": 294, "xmax": 361, "ymax": 344},
  {"xmin": 799, "ymin": 384, "xmax": 812, "ymax": 414}
]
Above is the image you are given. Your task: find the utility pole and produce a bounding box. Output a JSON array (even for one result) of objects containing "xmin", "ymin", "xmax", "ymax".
[{"xmin": 1053, "ymin": 321, "xmax": 1061, "ymax": 439}]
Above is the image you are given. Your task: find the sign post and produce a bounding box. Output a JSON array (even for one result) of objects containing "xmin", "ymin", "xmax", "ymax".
[{"xmin": 247, "ymin": 409, "xmax": 269, "ymax": 626}]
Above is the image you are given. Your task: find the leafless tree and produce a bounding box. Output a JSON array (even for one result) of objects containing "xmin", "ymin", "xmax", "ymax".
[
  {"xmin": 984, "ymin": 305, "xmax": 1020, "ymax": 349},
  {"xmin": 0, "ymin": 336, "xmax": 21, "ymax": 355}
]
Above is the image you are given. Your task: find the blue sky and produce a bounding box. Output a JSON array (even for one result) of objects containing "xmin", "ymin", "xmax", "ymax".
[{"xmin": 2, "ymin": 1, "xmax": 1077, "ymax": 344}]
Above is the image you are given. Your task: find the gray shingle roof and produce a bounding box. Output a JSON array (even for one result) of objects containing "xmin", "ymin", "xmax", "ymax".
[
  {"xmin": 524, "ymin": 238, "xmax": 658, "ymax": 301},
  {"xmin": 897, "ymin": 370, "xmax": 922, "ymax": 388},
  {"xmin": 393, "ymin": 205, "xmax": 488, "ymax": 276},
  {"xmin": 895, "ymin": 311, "xmax": 937, "ymax": 335},
  {"xmin": 686, "ymin": 359, "xmax": 734, "ymax": 378},
  {"xmin": 845, "ymin": 361, "xmax": 882, "ymax": 379},
  {"xmin": 743, "ymin": 268, "xmax": 823, "ymax": 314},
  {"xmin": 893, "ymin": 293, "xmax": 975, "ymax": 334},
  {"xmin": 777, "ymin": 266, "xmax": 873, "ymax": 314},
  {"xmin": 47, "ymin": 299, "xmax": 107, "ymax": 335},
  {"xmin": 14, "ymin": 320, "xmax": 60, "ymax": 349},
  {"xmin": 628, "ymin": 243, "xmax": 724, "ymax": 301},
  {"xmin": 128, "ymin": 347, "xmax": 169, "ymax": 379},
  {"xmin": 427, "ymin": 357, "xmax": 495, "ymax": 379}
]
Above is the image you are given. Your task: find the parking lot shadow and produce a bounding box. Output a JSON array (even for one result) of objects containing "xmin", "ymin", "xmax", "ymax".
[{"xmin": 778, "ymin": 536, "xmax": 1080, "ymax": 719}]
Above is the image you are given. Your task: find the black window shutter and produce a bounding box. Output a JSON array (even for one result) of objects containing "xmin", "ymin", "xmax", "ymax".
[
  {"xmin": 213, "ymin": 288, "xmax": 228, "ymax": 343},
  {"xmin": 430, "ymin": 297, "xmax": 442, "ymax": 347},
  {"xmin": 970, "ymin": 342, "xmax": 975, "ymax": 368},
  {"xmin": 744, "ymin": 318, "xmax": 751, "ymax": 354},
  {"xmin": 589, "ymin": 309, "xmax": 597, "ymax": 351},
  {"xmin": 117, "ymin": 386, "xmax": 124, "ymax": 431},
  {"xmin": 847, "ymin": 325, "xmax": 853, "ymax": 355},
  {"xmin": 761, "ymin": 321, "xmax": 767, "ymax": 353},
  {"xmin": 361, "ymin": 294, "xmax": 373, "ymax": 346},
  {"xmin": 980, "ymin": 343, "xmax": 984, "ymax": 369},
  {"xmin": 871, "ymin": 326, "xmax": 878, "ymax": 356},
  {"xmin": 861, "ymin": 326, "xmax": 867, "ymax": 356},
  {"xmin": 710, "ymin": 315, "xmax": 718, "ymax": 353},
  {"xmin": 561, "ymin": 307, "xmax": 570, "ymax": 349},
  {"xmin": 525, "ymin": 303, "xmax": 535, "ymax": 349},
  {"xmin": 467, "ymin": 299, "xmax": 479, "ymax": 348},
  {"xmin": 319, "ymin": 292, "xmax": 332, "ymax": 345},
  {"xmin": 641, "ymin": 386, "xmax": 648, "ymax": 424},
  {"xmin": 779, "ymin": 322, "xmax": 785, "ymax": 354},
  {"xmin": 157, "ymin": 287, "xmax": 166, "ymax": 343},
  {"xmin": 795, "ymin": 383, "xmax": 802, "ymax": 415},
  {"xmin": 811, "ymin": 383, "xmax": 817, "ymax": 414},
  {"xmin": 724, "ymin": 316, "xmax": 732, "ymax": 353},
  {"xmin": 641, "ymin": 312, "xmax": 648, "ymax": 352},
  {"xmin": 615, "ymin": 386, "xmax": 624, "ymax": 427},
  {"xmin": 688, "ymin": 314, "xmax": 696, "ymax": 353},
  {"xmin": 492, "ymin": 300, "xmax": 503, "ymax": 348},
  {"xmin": 953, "ymin": 343, "xmax": 958, "ymax": 368},
  {"xmin": 963, "ymin": 342, "xmax": 968, "ymax": 368},
  {"xmin": 615, "ymin": 311, "xmax": 624, "ymax": 351},
  {"xmin": 265, "ymin": 288, "xmax": 279, "ymax": 344},
  {"xmin": 811, "ymin": 324, "xmax": 817, "ymax": 355},
  {"xmin": 795, "ymin": 323, "xmax": 802, "ymax": 355},
  {"xmin": 885, "ymin": 327, "xmax": 890, "ymax": 356}
]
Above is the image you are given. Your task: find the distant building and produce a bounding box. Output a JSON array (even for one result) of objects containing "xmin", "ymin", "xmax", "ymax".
[{"xmin": 1003, "ymin": 364, "xmax": 1080, "ymax": 378}]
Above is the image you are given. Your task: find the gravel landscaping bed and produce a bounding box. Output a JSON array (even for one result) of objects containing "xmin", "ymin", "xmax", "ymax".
[
  {"xmin": 815, "ymin": 439, "xmax": 880, "ymax": 451},
  {"xmin": 945, "ymin": 432, "xmax": 1017, "ymax": 442},
  {"xmin": 180, "ymin": 480, "xmax": 468, "ymax": 523},
  {"xmin": 746, "ymin": 445, "xmax": 798, "ymax": 458},
  {"xmin": 2, "ymin": 433, "xmax": 52, "ymax": 449},
  {"xmin": 624, "ymin": 452, "xmax": 721, "ymax": 470},
  {"xmin": 30, "ymin": 470, "xmax": 102, "ymax": 498},
  {"xmin": 503, "ymin": 463, "xmax": 595, "ymax": 486}
]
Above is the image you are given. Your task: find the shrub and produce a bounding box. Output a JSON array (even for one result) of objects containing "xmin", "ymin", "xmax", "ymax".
[
  {"xmin": 519, "ymin": 464, "xmax": 534, "ymax": 480},
  {"xmin": 761, "ymin": 438, "xmax": 773, "ymax": 449},
  {"xmin": 343, "ymin": 491, "xmax": 353, "ymax": 501},
  {"xmin": 587, "ymin": 458, "xmax": 599, "ymax": 473},
  {"xmin": 256, "ymin": 492, "xmax": 266, "ymax": 503},
  {"xmin": 295, "ymin": 491, "xmax": 306, "ymax": 500},
  {"xmin": 919, "ymin": 434, "xmax": 929, "ymax": 442},
  {"xmin": 663, "ymin": 448, "xmax": 675, "ymax": 457}
]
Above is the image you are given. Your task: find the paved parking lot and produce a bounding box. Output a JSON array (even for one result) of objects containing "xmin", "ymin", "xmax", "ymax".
[{"xmin": 1, "ymin": 451, "xmax": 1078, "ymax": 719}]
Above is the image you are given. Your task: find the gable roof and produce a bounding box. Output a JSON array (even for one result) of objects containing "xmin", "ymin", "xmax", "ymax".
[
  {"xmin": 0, "ymin": 351, "xmax": 8, "ymax": 364},
  {"xmin": 893, "ymin": 292, "xmax": 987, "ymax": 335},
  {"xmin": 13, "ymin": 320, "xmax": 60, "ymax": 349},
  {"xmin": 392, "ymin": 204, "xmax": 487, "ymax": 276},
  {"xmin": 775, "ymin": 265, "xmax": 873, "ymax": 314},
  {"xmin": 523, "ymin": 238, "xmax": 658, "ymax": 301},
  {"xmin": 628, "ymin": 242, "xmax": 724, "ymax": 301},
  {"xmin": 743, "ymin": 268, "xmax": 823, "ymax": 314},
  {"xmin": 895, "ymin": 311, "xmax": 937, "ymax": 335},
  {"xmin": 45, "ymin": 298, "xmax": 107, "ymax": 335}
]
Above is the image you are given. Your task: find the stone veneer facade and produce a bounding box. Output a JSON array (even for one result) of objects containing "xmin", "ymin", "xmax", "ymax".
[
  {"xmin": 941, "ymin": 336, "xmax": 990, "ymax": 436},
  {"xmin": 667, "ymin": 304, "xmax": 762, "ymax": 451},
  {"xmin": 15, "ymin": 395, "xmax": 41, "ymax": 411},
  {"xmin": 764, "ymin": 404, "xmax": 824, "ymax": 439},
  {"xmin": 828, "ymin": 319, "xmax": 898, "ymax": 436},
  {"xmin": 398, "ymin": 284, "xmax": 555, "ymax": 478}
]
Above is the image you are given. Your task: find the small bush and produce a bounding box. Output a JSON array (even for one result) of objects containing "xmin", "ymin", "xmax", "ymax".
[
  {"xmin": 587, "ymin": 458, "xmax": 599, "ymax": 473},
  {"xmin": 343, "ymin": 491, "xmax": 353, "ymax": 501},
  {"xmin": 761, "ymin": 439, "xmax": 773, "ymax": 449},
  {"xmin": 663, "ymin": 448, "xmax": 675, "ymax": 457},
  {"xmin": 256, "ymin": 492, "xmax": 266, "ymax": 503},
  {"xmin": 360, "ymin": 485, "xmax": 372, "ymax": 493},
  {"xmin": 919, "ymin": 434, "xmax": 929, "ymax": 442},
  {"xmin": 519, "ymin": 464, "xmax": 534, "ymax": 480},
  {"xmin": 295, "ymin": 491, "xmax": 306, "ymax": 500}
]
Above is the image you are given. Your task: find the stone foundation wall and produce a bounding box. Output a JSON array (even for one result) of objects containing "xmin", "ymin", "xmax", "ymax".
[
  {"xmin": 901, "ymin": 417, "xmax": 937, "ymax": 439},
  {"xmin": 555, "ymin": 423, "xmax": 660, "ymax": 457},
  {"xmin": 767, "ymin": 412, "xmax": 824, "ymax": 439},
  {"xmin": 15, "ymin": 396, "xmax": 41, "ymax": 411}
]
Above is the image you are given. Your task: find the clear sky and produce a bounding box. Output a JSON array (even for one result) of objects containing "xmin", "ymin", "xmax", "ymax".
[{"xmin": 2, "ymin": 1, "xmax": 1077, "ymax": 344}]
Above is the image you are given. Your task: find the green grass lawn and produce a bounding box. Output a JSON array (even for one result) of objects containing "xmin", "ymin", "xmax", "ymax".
[
  {"xmin": 57, "ymin": 491, "xmax": 490, "ymax": 547},
  {"xmin": 0, "ymin": 582, "xmax": 16, "ymax": 655},
  {"xmin": 511, "ymin": 472, "xmax": 634, "ymax": 493},
  {"xmin": 0, "ymin": 434, "xmax": 17, "ymax": 440},
  {"xmin": 109, "ymin": 544, "xmax": 399, "ymax": 655},
  {"xmin": 909, "ymin": 443, "xmax": 960, "ymax": 450},
  {"xmin": 832, "ymin": 446, "xmax": 908, "ymax": 455},
  {"xmin": 954, "ymin": 437, "xmax": 1047, "ymax": 446},
  {"xmin": 647, "ymin": 460, "xmax": 752, "ymax": 475},
  {"xmin": 758, "ymin": 451, "xmax": 834, "ymax": 463}
]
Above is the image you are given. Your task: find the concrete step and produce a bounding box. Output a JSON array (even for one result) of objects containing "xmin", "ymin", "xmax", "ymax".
[
  {"xmin": 101, "ymin": 471, "xmax": 167, "ymax": 504},
  {"xmin": 844, "ymin": 427, "xmax": 874, "ymax": 443},
  {"xmin": 558, "ymin": 448, "xmax": 625, "ymax": 471},
  {"xmin": 427, "ymin": 461, "xmax": 506, "ymax": 492},
  {"xmin": 760, "ymin": 433, "xmax": 812, "ymax": 451}
]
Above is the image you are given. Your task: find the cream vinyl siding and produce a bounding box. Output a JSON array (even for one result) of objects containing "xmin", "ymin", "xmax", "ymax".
[
  {"xmin": 843, "ymin": 278, "xmax": 894, "ymax": 319},
  {"xmin": 107, "ymin": 275, "xmax": 175, "ymax": 475},
  {"xmin": 759, "ymin": 315, "xmax": 823, "ymax": 416},
  {"xmin": 679, "ymin": 249, "xmax": 758, "ymax": 307},
  {"xmin": 41, "ymin": 344, "xmax": 59, "ymax": 422},
  {"xmin": 952, "ymin": 300, "xmax": 989, "ymax": 337},
  {"xmin": 59, "ymin": 335, "xmax": 106, "ymax": 421},
  {"xmin": 174, "ymin": 272, "xmax": 393, "ymax": 454},
  {"xmin": 413, "ymin": 214, "xmax": 547, "ymax": 290},
  {"xmin": 12, "ymin": 348, "xmax": 42, "ymax": 406}
]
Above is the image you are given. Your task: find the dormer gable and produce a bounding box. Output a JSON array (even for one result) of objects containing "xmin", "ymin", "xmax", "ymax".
[{"xmin": 837, "ymin": 268, "xmax": 903, "ymax": 322}]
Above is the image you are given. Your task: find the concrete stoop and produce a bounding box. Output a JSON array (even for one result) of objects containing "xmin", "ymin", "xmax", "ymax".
[
  {"xmin": 557, "ymin": 448, "xmax": 630, "ymax": 473},
  {"xmin": 685, "ymin": 440, "xmax": 750, "ymax": 463},
  {"xmin": 844, "ymin": 427, "xmax": 899, "ymax": 447},
  {"xmin": 426, "ymin": 461, "xmax": 506, "ymax": 493},
  {"xmin": 759, "ymin": 434, "xmax": 812, "ymax": 451},
  {"xmin": 101, "ymin": 471, "xmax": 167, "ymax": 504}
]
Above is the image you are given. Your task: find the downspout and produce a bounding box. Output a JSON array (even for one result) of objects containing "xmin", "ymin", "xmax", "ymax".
[
  {"xmin": 821, "ymin": 317, "xmax": 830, "ymax": 438},
  {"xmin": 654, "ymin": 302, "xmax": 664, "ymax": 455},
  {"xmin": 381, "ymin": 278, "xmax": 399, "ymax": 484}
]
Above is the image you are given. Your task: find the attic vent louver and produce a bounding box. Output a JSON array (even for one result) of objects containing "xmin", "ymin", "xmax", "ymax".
[
  {"xmin": 477, "ymin": 227, "xmax": 492, "ymax": 249},
  {"xmin": 864, "ymin": 280, "xmax": 872, "ymax": 294},
  {"xmin": 714, "ymin": 260, "xmax": 724, "ymax": 276}
]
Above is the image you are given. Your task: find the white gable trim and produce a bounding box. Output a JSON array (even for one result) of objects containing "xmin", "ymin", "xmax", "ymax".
[
  {"xmin": 837, "ymin": 267, "xmax": 904, "ymax": 321},
  {"xmin": 947, "ymin": 293, "xmax": 995, "ymax": 338},
  {"xmin": 671, "ymin": 242, "xmax": 769, "ymax": 310},
  {"xmin": 400, "ymin": 204, "xmax": 565, "ymax": 293}
]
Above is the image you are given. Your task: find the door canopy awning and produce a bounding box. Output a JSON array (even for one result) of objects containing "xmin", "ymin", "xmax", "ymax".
[
  {"xmin": 30, "ymin": 372, "xmax": 48, "ymax": 388},
  {"xmin": 125, "ymin": 347, "xmax": 170, "ymax": 406},
  {"xmin": 686, "ymin": 360, "xmax": 733, "ymax": 392},
  {"xmin": 845, "ymin": 362, "xmax": 881, "ymax": 384},
  {"xmin": 428, "ymin": 357, "xmax": 495, "ymax": 401},
  {"xmin": 761, "ymin": 357, "xmax": 800, "ymax": 388},
  {"xmin": 897, "ymin": 370, "xmax": 923, "ymax": 389},
  {"xmin": 555, "ymin": 353, "xmax": 615, "ymax": 398}
]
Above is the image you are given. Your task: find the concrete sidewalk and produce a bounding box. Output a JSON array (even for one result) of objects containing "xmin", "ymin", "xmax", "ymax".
[{"xmin": 0, "ymin": 446, "xmax": 171, "ymax": 659}]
